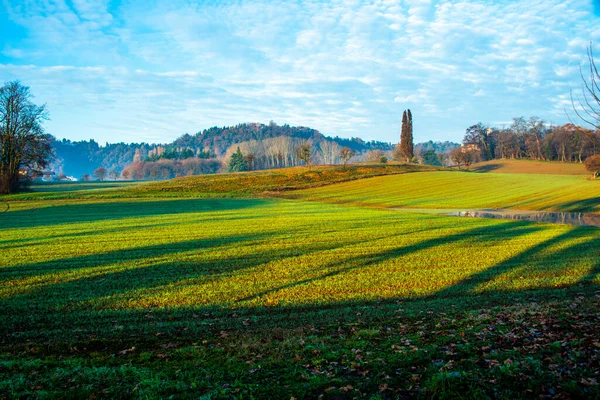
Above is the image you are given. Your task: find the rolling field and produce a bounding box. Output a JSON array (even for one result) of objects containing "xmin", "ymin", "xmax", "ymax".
[
  {"xmin": 1, "ymin": 166, "xmax": 600, "ymax": 398},
  {"xmin": 470, "ymin": 159, "xmax": 589, "ymax": 175},
  {"xmin": 290, "ymin": 171, "xmax": 600, "ymax": 212},
  {"xmin": 9, "ymin": 164, "xmax": 435, "ymax": 201}
]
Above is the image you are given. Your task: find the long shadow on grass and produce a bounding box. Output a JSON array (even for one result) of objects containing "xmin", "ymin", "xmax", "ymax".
[
  {"xmin": 471, "ymin": 163, "xmax": 503, "ymax": 173},
  {"xmin": 0, "ymin": 198, "xmax": 270, "ymax": 229},
  {"xmin": 0, "ymin": 233, "xmax": 270, "ymax": 282},
  {"xmin": 27, "ymin": 181, "xmax": 134, "ymax": 193},
  {"xmin": 236, "ymin": 222, "xmax": 544, "ymax": 304},
  {"xmin": 3, "ymin": 220, "xmax": 600, "ymax": 342},
  {"xmin": 0, "ymin": 221, "xmax": 181, "ymax": 248},
  {"xmin": 556, "ymin": 196, "xmax": 600, "ymax": 213},
  {"xmin": 579, "ymin": 257, "xmax": 600, "ymax": 285},
  {"xmin": 228, "ymin": 223, "xmax": 600, "ymax": 328},
  {"xmin": 433, "ymin": 226, "xmax": 597, "ymax": 300},
  {"xmin": 1, "ymin": 218, "xmax": 407, "ymax": 304}
]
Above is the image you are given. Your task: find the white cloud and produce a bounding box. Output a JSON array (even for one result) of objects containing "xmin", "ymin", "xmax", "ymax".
[{"xmin": 1, "ymin": 0, "xmax": 598, "ymax": 143}]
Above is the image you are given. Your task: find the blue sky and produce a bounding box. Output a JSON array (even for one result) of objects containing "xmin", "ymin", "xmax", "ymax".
[{"xmin": 0, "ymin": 0, "xmax": 599, "ymax": 144}]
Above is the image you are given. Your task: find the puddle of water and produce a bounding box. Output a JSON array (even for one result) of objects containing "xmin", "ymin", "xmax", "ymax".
[{"xmin": 447, "ymin": 209, "xmax": 600, "ymax": 228}]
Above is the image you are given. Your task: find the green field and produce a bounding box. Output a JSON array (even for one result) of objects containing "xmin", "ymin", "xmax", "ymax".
[
  {"xmin": 2, "ymin": 165, "xmax": 600, "ymax": 398},
  {"xmin": 289, "ymin": 171, "xmax": 600, "ymax": 212},
  {"xmin": 470, "ymin": 159, "xmax": 589, "ymax": 175}
]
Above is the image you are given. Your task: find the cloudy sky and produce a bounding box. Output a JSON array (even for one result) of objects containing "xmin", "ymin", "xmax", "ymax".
[{"xmin": 1, "ymin": 0, "xmax": 599, "ymax": 144}]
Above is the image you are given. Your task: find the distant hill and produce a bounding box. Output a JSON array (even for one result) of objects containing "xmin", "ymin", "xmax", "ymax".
[
  {"xmin": 50, "ymin": 139, "xmax": 151, "ymax": 178},
  {"xmin": 49, "ymin": 122, "xmax": 396, "ymax": 178},
  {"xmin": 172, "ymin": 122, "xmax": 394, "ymax": 156},
  {"xmin": 48, "ymin": 122, "xmax": 461, "ymax": 179}
]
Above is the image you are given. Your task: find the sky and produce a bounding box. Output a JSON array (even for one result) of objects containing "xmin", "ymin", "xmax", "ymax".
[{"xmin": 0, "ymin": 0, "xmax": 599, "ymax": 145}]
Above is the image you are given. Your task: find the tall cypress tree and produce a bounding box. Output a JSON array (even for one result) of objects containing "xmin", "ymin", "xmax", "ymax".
[
  {"xmin": 407, "ymin": 109, "xmax": 414, "ymax": 161},
  {"xmin": 400, "ymin": 109, "xmax": 414, "ymax": 162}
]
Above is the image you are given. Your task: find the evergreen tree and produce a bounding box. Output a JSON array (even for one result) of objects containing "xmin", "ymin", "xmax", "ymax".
[
  {"xmin": 228, "ymin": 147, "xmax": 248, "ymax": 172},
  {"xmin": 400, "ymin": 109, "xmax": 414, "ymax": 162},
  {"xmin": 407, "ymin": 109, "xmax": 414, "ymax": 158},
  {"xmin": 421, "ymin": 149, "xmax": 441, "ymax": 166}
]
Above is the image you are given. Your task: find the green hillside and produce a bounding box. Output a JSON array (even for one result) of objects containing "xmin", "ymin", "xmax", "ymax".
[{"xmin": 291, "ymin": 171, "xmax": 600, "ymax": 212}]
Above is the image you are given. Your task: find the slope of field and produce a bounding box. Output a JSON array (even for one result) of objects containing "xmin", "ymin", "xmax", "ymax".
[
  {"xmin": 7, "ymin": 164, "xmax": 435, "ymax": 201},
  {"xmin": 291, "ymin": 171, "xmax": 600, "ymax": 212},
  {"xmin": 471, "ymin": 159, "xmax": 589, "ymax": 175},
  {"xmin": 132, "ymin": 163, "xmax": 436, "ymax": 196},
  {"xmin": 2, "ymin": 170, "xmax": 600, "ymax": 398}
]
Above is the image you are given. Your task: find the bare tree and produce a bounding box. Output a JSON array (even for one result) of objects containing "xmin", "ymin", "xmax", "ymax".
[
  {"xmin": 244, "ymin": 152, "xmax": 256, "ymax": 171},
  {"xmin": 0, "ymin": 81, "xmax": 53, "ymax": 193},
  {"xmin": 366, "ymin": 149, "xmax": 384, "ymax": 163},
  {"xmin": 437, "ymin": 152, "xmax": 449, "ymax": 167},
  {"xmin": 570, "ymin": 43, "xmax": 600, "ymax": 131},
  {"xmin": 109, "ymin": 169, "xmax": 119, "ymax": 181},
  {"xmin": 450, "ymin": 148, "xmax": 477, "ymax": 170},
  {"xmin": 319, "ymin": 140, "xmax": 342, "ymax": 165},
  {"xmin": 94, "ymin": 167, "xmax": 108, "ymax": 181},
  {"xmin": 339, "ymin": 147, "xmax": 356, "ymax": 168},
  {"xmin": 295, "ymin": 142, "xmax": 312, "ymax": 170},
  {"xmin": 527, "ymin": 117, "xmax": 546, "ymax": 160}
]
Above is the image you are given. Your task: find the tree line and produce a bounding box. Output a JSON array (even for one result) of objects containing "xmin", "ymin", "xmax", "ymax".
[
  {"xmin": 459, "ymin": 118, "xmax": 599, "ymax": 164},
  {"xmin": 121, "ymin": 158, "xmax": 221, "ymax": 180}
]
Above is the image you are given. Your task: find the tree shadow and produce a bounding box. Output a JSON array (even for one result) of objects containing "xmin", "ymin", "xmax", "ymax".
[
  {"xmin": 2, "ymin": 215, "xmax": 600, "ymax": 342},
  {"xmin": 433, "ymin": 226, "xmax": 596, "ymax": 299},
  {"xmin": 555, "ymin": 197, "xmax": 600, "ymax": 213},
  {"xmin": 0, "ymin": 221, "xmax": 178, "ymax": 248},
  {"xmin": 221, "ymin": 224, "xmax": 600, "ymax": 329},
  {"xmin": 0, "ymin": 234, "xmax": 269, "ymax": 287},
  {"xmin": 236, "ymin": 222, "xmax": 543, "ymax": 304},
  {"xmin": 471, "ymin": 163, "xmax": 502, "ymax": 173},
  {"xmin": 0, "ymin": 198, "xmax": 270, "ymax": 229},
  {"xmin": 27, "ymin": 181, "xmax": 134, "ymax": 193},
  {"xmin": 579, "ymin": 258, "xmax": 600, "ymax": 285},
  {"xmin": 2, "ymin": 218, "xmax": 398, "ymax": 305}
]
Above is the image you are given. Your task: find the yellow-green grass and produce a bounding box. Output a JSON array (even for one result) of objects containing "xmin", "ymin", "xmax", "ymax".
[
  {"xmin": 2, "ymin": 198, "xmax": 598, "ymax": 316},
  {"xmin": 471, "ymin": 158, "xmax": 589, "ymax": 175},
  {"xmin": 290, "ymin": 170, "xmax": 600, "ymax": 212}
]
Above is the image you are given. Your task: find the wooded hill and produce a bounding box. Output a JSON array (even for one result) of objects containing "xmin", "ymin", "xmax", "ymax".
[{"xmin": 49, "ymin": 122, "xmax": 398, "ymax": 178}]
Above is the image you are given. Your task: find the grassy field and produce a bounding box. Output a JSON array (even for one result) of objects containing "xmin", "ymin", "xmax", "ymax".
[
  {"xmin": 10, "ymin": 164, "xmax": 434, "ymax": 201},
  {"xmin": 470, "ymin": 159, "xmax": 589, "ymax": 175},
  {"xmin": 1, "ymin": 164, "xmax": 600, "ymax": 398},
  {"xmin": 290, "ymin": 171, "xmax": 600, "ymax": 212}
]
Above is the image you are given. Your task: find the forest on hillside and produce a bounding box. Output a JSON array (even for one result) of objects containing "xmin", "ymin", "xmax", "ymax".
[{"xmin": 48, "ymin": 122, "xmax": 398, "ymax": 179}]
